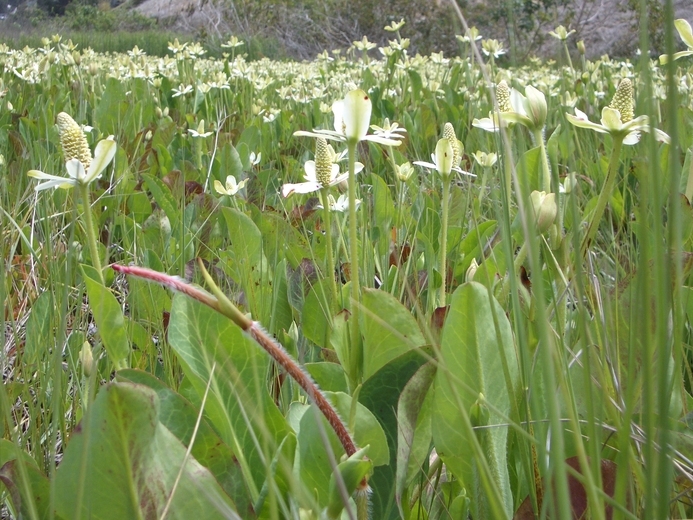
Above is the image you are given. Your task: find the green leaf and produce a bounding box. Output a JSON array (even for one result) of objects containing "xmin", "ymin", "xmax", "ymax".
[
  {"xmin": 116, "ymin": 369, "xmax": 256, "ymax": 518},
  {"xmin": 81, "ymin": 265, "xmax": 130, "ymax": 366},
  {"xmin": 396, "ymin": 362, "xmax": 436, "ymax": 513},
  {"xmin": 305, "ymin": 362, "xmax": 348, "ymax": 393},
  {"xmin": 55, "ymin": 382, "xmax": 239, "ymax": 519},
  {"xmin": 432, "ymin": 282, "xmax": 519, "ymax": 518},
  {"xmin": 167, "ymin": 294, "xmax": 290, "ymax": 495},
  {"xmin": 326, "ymin": 447, "xmax": 372, "ymax": 520},
  {"xmin": 359, "ymin": 348, "xmax": 431, "ymax": 520},
  {"xmin": 142, "ymin": 173, "xmax": 180, "ymax": 224},
  {"xmin": 516, "ymin": 146, "xmax": 542, "ymax": 193},
  {"xmin": 361, "ymin": 288, "xmax": 426, "ymax": 381},
  {"xmin": 302, "ymin": 279, "xmax": 333, "ymax": 348}
]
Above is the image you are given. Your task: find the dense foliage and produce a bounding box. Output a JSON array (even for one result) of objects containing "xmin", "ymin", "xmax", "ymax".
[{"xmin": 1, "ymin": 16, "xmax": 693, "ymax": 519}]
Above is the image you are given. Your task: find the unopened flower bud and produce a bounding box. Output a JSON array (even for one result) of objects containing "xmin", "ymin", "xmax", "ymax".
[
  {"xmin": 470, "ymin": 393, "xmax": 490, "ymax": 428},
  {"xmin": 524, "ymin": 85, "xmax": 548, "ymax": 130},
  {"xmin": 466, "ymin": 258, "xmax": 479, "ymax": 282},
  {"xmin": 577, "ymin": 40, "xmax": 585, "ymax": 55},
  {"xmin": 530, "ymin": 190, "xmax": 557, "ymax": 233},
  {"xmin": 155, "ymin": 107, "xmax": 163, "ymax": 119},
  {"xmin": 396, "ymin": 162, "xmax": 414, "ymax": 182},
  {"xmin": 79, "ymin": 341, "xmax": 94, "ymax": 377},
  {"xmin": 57, "ymin": 112, "xmax": 92, "ymax": 170}
]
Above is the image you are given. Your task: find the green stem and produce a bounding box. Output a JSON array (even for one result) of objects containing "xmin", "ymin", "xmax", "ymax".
[
  {"xmin": 347, "ymin": 141, "xmax": 362, "ymax": 385},
  {"xmin": 580, "ymin": 136, "xmax": 624, "ymax": 257},
  {"xmin": 533, "ymin": 128, "xmax": 552, "ymax": 194},
  {"xmin": 439, "ymin": 176, "xmax": 451, "ymax": 307},
  {"xmin": 79, "ymin": 182, "xmax": 104, "ymax": 284},
  {"xmin": 320, "ymin": 189, "xmax": 339, "ymax": 309}
]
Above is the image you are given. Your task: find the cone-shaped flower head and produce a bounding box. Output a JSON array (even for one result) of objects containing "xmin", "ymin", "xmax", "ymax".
[
  {"xmin": 608, "ymin": 78, "xmax": 634, "ymax": 123},
  {"xmin": 497, "ymin": 81, "xmax": 512, "ymax": 112},
  {"xmin": 57, "ymin": 112, "xmax": 92, "ymax": 170},
  {"xmin": 566, "ymin": 77, "xmax": 670, "ymax": 145},
  {"xmin": 443, "ymin": 123, "xmax": 462, "ymax": 168},
  {"xmin": 314, "ymin": 137, "xmax": 333, "ymax": 186}
]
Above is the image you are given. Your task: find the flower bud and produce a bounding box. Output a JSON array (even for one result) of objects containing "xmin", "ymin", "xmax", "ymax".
[
  {"xmin": 466, "ymin": 258, "xmax": 479, "ymax": 282},
  {"xmin": 524, "ymin": 85, "xmax": 548, "ymax": 130},
  {"xmin": 57, "ymin": 112, "xmax": 92, "ymax": 170},
  {"xmin": 470, "ymin": 393, "xmax": 490, "ymax": 428},
  {"xmin": 396, "ymin": 162, "xmax": 414, "ymax": 182},
  {"xmin": 79, "ymin": 341, "xmax": 94, "ymax": 378},
  {"xmin": 577, "ymin": 40, "xmax": 585, "ymax": 55},
  {"xmin": 530, "ymin": 191, "xmax": 557, "ymax": 233}
]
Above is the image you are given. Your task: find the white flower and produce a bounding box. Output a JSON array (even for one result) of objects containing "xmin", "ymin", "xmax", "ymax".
[
  {"xmin": 370, "ymin": 118, "xmax": 407, "ymax": 141},
  {"xmin": 28, "ymin": 138, "xmax": 116, "ymax": 191},
  {"xmin": 188, "ymin": 120, "xmax": 213, "ymax": 138},
  {"xmin": 281, "ymin": 157, "xmax": 364, "ymax": 197},
  {"xmin": 249, "ymin": 151, "xmax": 261, "ymax": 166},
  {"xmin": 294, "ymin": 89, "xmax": 403, "ymax": 147},
  {"xmin": 472, "ymin": 151, "xmax": 498, "ymax": 168},
  {"xmin": 318, "ymin": 193, "xmax": 360, "ymax": 212},
  {"xmin": 481, "ymin": 39, "xmax": 506, "ymax": 59},
  {"xmin": 172, "ymin": 84, "xmax": 193, "ymax": 97},
  {"xmin": 214, "ymin": 175, "xmax": 248, "ymax": 196},
  {"xmin": 565, "ymin": 107, "xmax": 670, "ymax": 145}
]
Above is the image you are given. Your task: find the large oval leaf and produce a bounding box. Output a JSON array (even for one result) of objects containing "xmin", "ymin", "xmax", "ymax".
[{"xmin": 432, "ymin": 282, "xmax": 519, "ymax": 518}]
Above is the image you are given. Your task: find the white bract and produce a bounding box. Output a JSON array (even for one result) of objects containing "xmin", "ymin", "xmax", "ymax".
[
  {"xmin": 566, "ymin": 107, "xmax": 670, "ymax": 145},
  {"xmin": 414, "ymin": 138, "xmax": 475, "ymax": 178},
  {"xmin": 294, "ymin": 89, "xmax": 403, "ymax": 147},
  {"xmin": 28, "ymin": 138, "xmax": 116, "ymax": 191},
  {"xmin": 281, "ymin": 157, "xmax": 364, "ymax": 197}
]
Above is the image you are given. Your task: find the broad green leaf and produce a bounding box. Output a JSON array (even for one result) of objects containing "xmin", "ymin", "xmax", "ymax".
[
  {"xmin": 81, "ymin": 265, "xmax": 129, "ymax": 366},
  {"xmin": 396, "ymin": 362, "xmax": 436, "ymax": 513},
  {"xmin": 432, "ymin": 282, "xmax": 518, "ymax": 519},
  {"xmin": 305, "ymin": 362, "xmax": 348, "ymax": 393},
  {"xmin": 361, "ymin": 288, "xmax": 426, "ymax": 380},
  {"xmin": 116, "ymin": 369, "xmax": 256, "ymax": 518},
  {"xmin": 516, "ymin": 145, "xmax": 542, "ymax": 193},
  {"xmin": 55, "ymin": 382, "xmax": 239, "ymax": 519},
  {"xmin": 167, "ymin": 294, "xmax": 290, "ymax": 495},
  {"xmin": 221, "ymin": 207, "xmax": 271, "ymax": 322},
  {"xmin": 302, "ymin": 279, "xmax": 333, "ymax": 348},
  {"xmin": 359, "ymin": 348, "xmax": 431, "ymax": 520}
]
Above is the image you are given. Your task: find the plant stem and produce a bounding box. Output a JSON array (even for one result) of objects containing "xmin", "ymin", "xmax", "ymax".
[
  {"xmin": 439, "ymin": 176, "xmax": 451, "ymax": 307},
  {"xmin": 533, "ymin": 128, "xmax": 552, "ymax": 194},
  {"xmin": 320, "ymin": 189, "xmax": 339, "ymax": 308},
  {"xmin": 347, "ymin": 141, "xmax": 362, "ymax": 384},
  {"xmin": 79, "ymin": 182, "xmax": 104, "ymax": 284},
  {"xmin": 580, "ymin": 136, "xmax": 624, "ymax": 257}
]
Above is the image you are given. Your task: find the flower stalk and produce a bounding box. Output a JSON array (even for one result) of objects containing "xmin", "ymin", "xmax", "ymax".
[
  {"xmin": 79, "ymin": 182, "xmax": 104, "ymax": 284},
  {"xmin": 111, "ymin": 262, "xmax": 360, "ymax": 460}
]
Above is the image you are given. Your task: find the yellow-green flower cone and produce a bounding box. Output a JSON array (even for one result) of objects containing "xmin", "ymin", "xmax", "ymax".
[
  {"xmin": 57, "ymin": 112, "xmax": 92, "ymax": 170},
  {"xmin": 443, "ymin": 122, "xmax": 461, "ymax": 169},
  {"xmin": 609, "ymin": 78, "xmax": 634, "ymax": 124},
  {"xmin": 315, "ymin": 137, "xmax": 332, "ymax": 186},
  {"xmin": 497, "ymin": 81, "xmax": 512, "ymax": 113}
]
